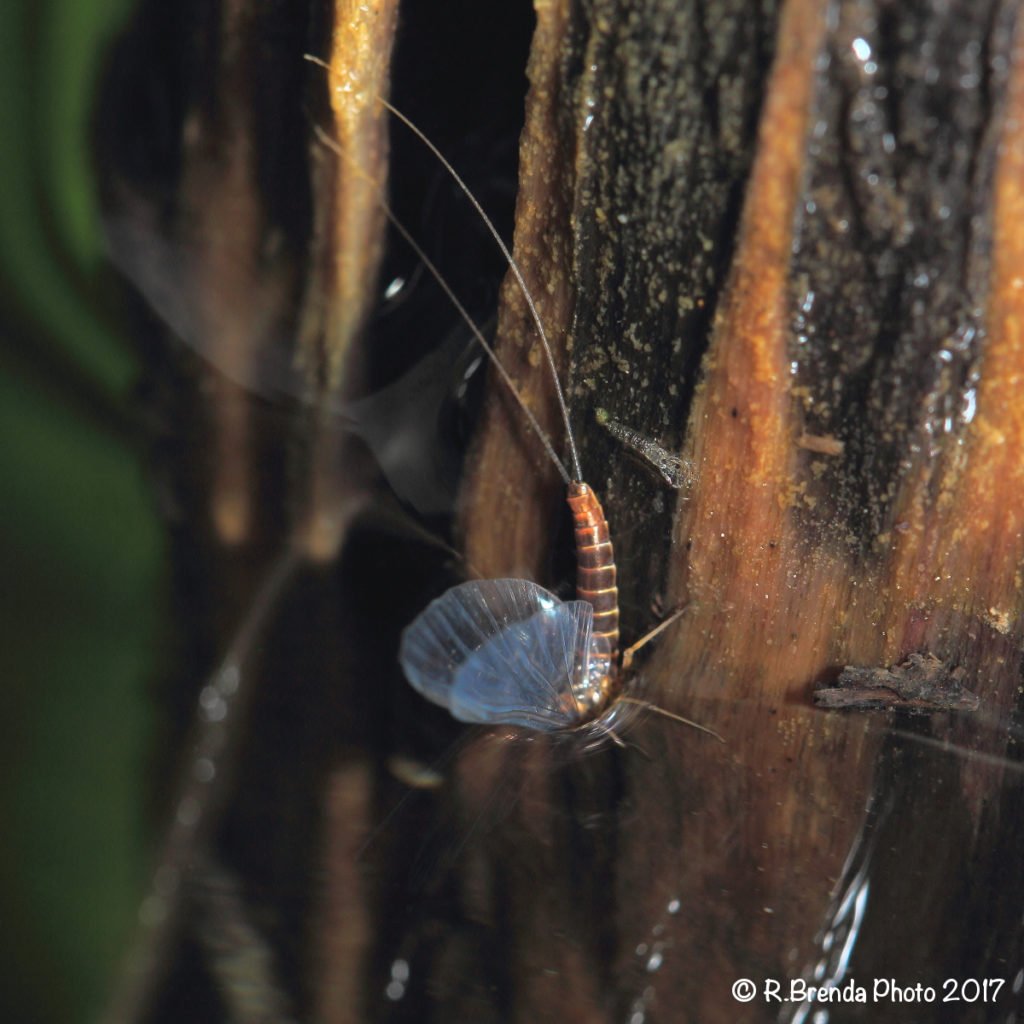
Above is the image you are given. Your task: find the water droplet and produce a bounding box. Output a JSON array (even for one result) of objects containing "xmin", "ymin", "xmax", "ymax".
[
  {"xmin": 851, "ymin": 37, "xmax": 872, "ymax": 62},
  {"xmin": 200, "ymin": 694, "xmax": 227, "ymax": 722}
]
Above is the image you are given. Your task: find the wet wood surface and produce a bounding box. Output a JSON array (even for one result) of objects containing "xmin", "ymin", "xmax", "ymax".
[{"xmin": 97, "ymin": 0, "xmax": 1024, "ymax": 1021}]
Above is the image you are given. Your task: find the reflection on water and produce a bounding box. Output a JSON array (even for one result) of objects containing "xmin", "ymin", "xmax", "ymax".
[{"xmin": 324, "ymin": 695, "xmax": 1024, "ymax": 1023}]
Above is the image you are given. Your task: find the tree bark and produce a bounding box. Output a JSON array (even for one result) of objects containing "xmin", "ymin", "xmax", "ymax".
[{"xmin": 98, "ymin": 0, "xmax": 1024, "ymax": 1021}]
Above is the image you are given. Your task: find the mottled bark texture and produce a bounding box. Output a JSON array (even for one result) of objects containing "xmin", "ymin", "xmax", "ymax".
[{"xmin": 98, "ymin": 0, "xmax": 1024, "ymax": 1022}]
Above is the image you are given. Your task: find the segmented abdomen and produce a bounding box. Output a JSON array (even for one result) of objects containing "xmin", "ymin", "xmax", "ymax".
[{"xmin": 566, "ymin": 482, "xmax": 619, "ymax": 702}]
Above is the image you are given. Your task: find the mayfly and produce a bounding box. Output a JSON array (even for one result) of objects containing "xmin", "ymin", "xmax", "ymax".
[{"xmin": 315, "ymin": 81, "xmax": 724, "ymax": 742}]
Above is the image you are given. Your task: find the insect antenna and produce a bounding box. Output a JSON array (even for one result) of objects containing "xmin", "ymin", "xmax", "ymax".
[
  {"xmin": 303, "ymin": 53, "xmax": 582, "ymax": 484},
  {"xmin": 375, "ymin": 95, "xmax": 583, "ymax": 483},
  {"xmin": 308, "ymin": 120, "xmax": 571, "ymax": 486}
]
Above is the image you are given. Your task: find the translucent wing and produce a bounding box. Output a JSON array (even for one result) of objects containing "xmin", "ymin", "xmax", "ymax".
[
  {"xmin": 399, "ymin": 579, "xmax": 594, "ymax": 731},
  {"xmin": 105, "ymin": 214, "xmax": 480, "ymax": 516}
]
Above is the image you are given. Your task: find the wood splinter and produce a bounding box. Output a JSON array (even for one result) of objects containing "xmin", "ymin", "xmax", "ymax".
[{"xmin": 814, "ymin": 652, "xmax": 981, "ymax": 713}]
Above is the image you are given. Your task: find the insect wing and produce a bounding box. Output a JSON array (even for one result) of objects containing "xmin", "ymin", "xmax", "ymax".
[
  {"xmin": 399, "ymin": 579, "xmax": 593, "ymax": 730},
  {"xmin": 103, "ymin": 213, "xmax": 310, "ymax": 403},
  {"xmin": 449, "ymin": 597, "xmax": 595, "ymax": 730}
]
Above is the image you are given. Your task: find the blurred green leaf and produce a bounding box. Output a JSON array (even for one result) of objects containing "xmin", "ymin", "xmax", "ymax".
[{"xmin": 0, "ymin": 1, "xmax": 163, "ymax": 1022}]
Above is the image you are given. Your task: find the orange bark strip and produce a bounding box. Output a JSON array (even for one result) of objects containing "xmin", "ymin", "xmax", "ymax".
[
  {"xmin": 298, "ymin": 0, "xmax": 398, "ymax": 561},
  {"xmin": 179, "ymin": 11, "xmax": 278, "ymax": 546},
  {"xmin": 318, "ymin": 0, "xmax": 399, "ymax": 385},
  {"xmin": 461, "ymin": 0, "xmax": 576, "ymax": 580},
  {"xmin": 647, "ymin": 4, "xmax": 883, "ymax": 978},
  {"xmin": 667, "ymin": 0, "xmax": 837, "ymax": 695},
  {"xmin": 316, "ymin": 762, "xmax": 373, "ymax": 1024}
]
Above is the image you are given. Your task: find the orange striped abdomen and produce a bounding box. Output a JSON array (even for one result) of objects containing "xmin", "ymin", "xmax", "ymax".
[{"xmin": 566, "ymin": 481, "xmax": 619, "ymax": 706}]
